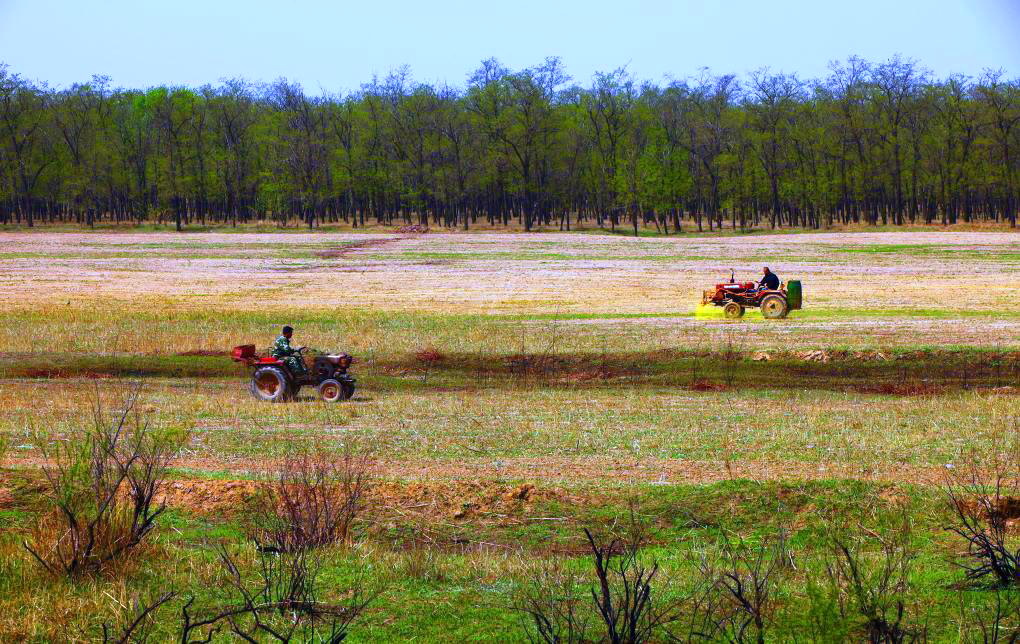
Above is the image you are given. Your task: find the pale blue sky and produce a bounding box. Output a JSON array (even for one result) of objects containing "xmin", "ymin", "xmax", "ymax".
[{"xmin": 1, "ymin": 0, "xmax": 1017, "ymax": 91}]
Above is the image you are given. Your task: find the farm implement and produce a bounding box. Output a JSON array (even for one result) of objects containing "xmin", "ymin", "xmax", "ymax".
[
  {"xmin": 702, "ymin": 271, "xmax": 802, "ymax": 319},
  {"xmin": 232, "ymin": 345, "xmax": 356, "ymax": 402}
]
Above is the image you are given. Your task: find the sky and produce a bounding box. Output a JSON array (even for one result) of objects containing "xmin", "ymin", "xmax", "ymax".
[{"xmin": 1, "ymin": 0, "xmax": 1017, "ymax": 92}]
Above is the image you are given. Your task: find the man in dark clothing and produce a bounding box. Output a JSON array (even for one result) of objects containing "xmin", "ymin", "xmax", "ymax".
[{"xmin": 759, "ymin": 267, "xmax": 780, "ymax": 290}]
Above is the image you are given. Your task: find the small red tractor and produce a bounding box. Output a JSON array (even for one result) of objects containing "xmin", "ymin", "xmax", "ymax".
[
  {"xmin": 231, "ymin": 345, "xmax": 356, "ymax": 402},
  {"xmin": 702, "ymin": 271, "xmax": 802, "ymax": 319}
]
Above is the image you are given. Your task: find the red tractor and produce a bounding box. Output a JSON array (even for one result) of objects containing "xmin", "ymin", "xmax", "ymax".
[
  {"xmin": 702, "ymin": 271, "xmax": 802, "ymax": 319},
  {"xmin": 231, "ymin": 345, "xmax": 356, "ymax": 402}
]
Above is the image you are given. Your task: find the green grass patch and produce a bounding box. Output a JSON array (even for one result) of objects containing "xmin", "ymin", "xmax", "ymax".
[{"xmin": 0, "ymin": 471, "xmax": 984, "ymax": 642}]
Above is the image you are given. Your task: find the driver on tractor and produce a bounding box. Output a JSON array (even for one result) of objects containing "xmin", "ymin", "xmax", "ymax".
[
  {"xmin": 272, "ymin": 325, "xmax": 307, "ymax": 376},
  {"xmin": 759, "ymin": 267, "xmax": 780, "ymax": 291}
]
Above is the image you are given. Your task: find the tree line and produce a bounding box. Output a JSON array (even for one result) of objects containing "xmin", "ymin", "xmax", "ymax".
[{"xmin": 1, "ymin": 56, "xmax": 1017, "ymax": 233}]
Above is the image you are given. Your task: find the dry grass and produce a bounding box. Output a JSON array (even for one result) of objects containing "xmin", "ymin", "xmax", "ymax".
[
  {"xmin": 1, "ymin": 378, "xmax": 1017, "ymax": 486},
  {"xmin": 1, "ymin": 231, "xmax": 1019, "ymax": 318},
  {"xmin": 2, "ymin": 228, "xmax": 1019, "ymax": 639},
  {"xmin": 0, "ymin": 231, "xmax": 1017, "ymax": 369}
]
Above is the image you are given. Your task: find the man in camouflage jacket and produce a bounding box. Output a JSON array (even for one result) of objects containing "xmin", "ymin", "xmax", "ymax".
[{"xmin": 272, "ymin": 325, "xmax": 307, "ymax": 376}]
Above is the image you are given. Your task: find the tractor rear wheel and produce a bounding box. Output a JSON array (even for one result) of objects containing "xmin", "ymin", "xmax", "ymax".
[
  {"xmin": 251, "ymin": 366, "xmax": 290, "ymax": 402},
  {"xmin": 723, "ymin": 302, "xmax": 745, "ymax": 319},
  {"xmin": 760, "ymin": 294, "xmax": 789, "ymax": 319}
]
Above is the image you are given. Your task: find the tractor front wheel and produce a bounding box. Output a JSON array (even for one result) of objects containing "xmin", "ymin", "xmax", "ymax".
[
  {"xmin": 251, "ymin": 366, "xmax": 291, "ymax": 402},
  {"xmin": 760, "ymin": 294, "xmax": 789, "ymax": 319},
  {"xmin": 318, "ymin": 379, "xmax": 353, "ymax": 402},
  {"xmin": 723, "ymin": 302, "xmax": 745, "ymax": 319}
]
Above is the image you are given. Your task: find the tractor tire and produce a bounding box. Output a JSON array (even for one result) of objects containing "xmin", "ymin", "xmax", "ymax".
[
  {"xmin": 251, "ymin": 366, "xmax": 291, "ymax": 402},
  {"xmin": 318, "ymin": 379, "xmax": 352, "ymax": 402},
  {"xmin": 723, "ymin": 302, "xmax": 745, "ymax": 319},
  {"xmin": 760, "ymin": 294, "xmax": 789, "ymax": 319}
]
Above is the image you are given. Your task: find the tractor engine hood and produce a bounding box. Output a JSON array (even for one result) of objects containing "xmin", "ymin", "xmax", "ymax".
[{"xmin": 323, "ymin": 353, "xmax": 354, "ymax": 366}]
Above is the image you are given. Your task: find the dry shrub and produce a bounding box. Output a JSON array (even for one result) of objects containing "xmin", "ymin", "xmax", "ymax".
[
  {"xmin": 585, "ymin": 524, "xmax": 669, "ymax": 643},
  {"xmin": 514, "ymin": 511, "xmax": 718, "ymax": 644},
  {"xmin": 719, "ymin": 335, "xmax": 744, "ymax": 388},
  {"xmin": 704, "ymin": 534, "xmax": 793, "ymax": 644},
  {"xmin": 514, "ymin": 560, "xmax": 592, "ymax": 643},
  {"xmin": 24, "ymin": 385, "xmax": 179, "ymax": 576},
  {"xmin": 945, "ymin": 418, "xmax": 1020, "ymax": 587},
  {"xmin": 824, "ymin": 520, "xmax": 925, "ymax": 643},
  {"xmin": 956, "ymin": 587, "xmax": 1020, "ymax": 643},
  {"xmin": 247, "ymin": 443, "xmax": 369, "ymax": 553},
  {"xmin": 181, "ymin": 546, "xmax": 375, "ymax": 643}
]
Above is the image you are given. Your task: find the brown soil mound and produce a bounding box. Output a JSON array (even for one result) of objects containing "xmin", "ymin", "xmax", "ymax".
[
  {"xmin": 395, "ymin": 224, "xmax": 429, "ymax": 234},
  {"xmin": 372, "ymin": 480, "xmax": 582, "ymax": 522},
  {"xmin": 156, "ymin": 477, "xmax": 585, "ymax": 523},
  {"xmin": 690, "ymin": 379, "xmax": 731, "ymax": 392},
  {"xmin": 959, "ymin": 496, "xmax": 1020, "ymax": 530},
  {"xmin": 160, "ymin": 479, "xmax": 258, "ymax": 514}
]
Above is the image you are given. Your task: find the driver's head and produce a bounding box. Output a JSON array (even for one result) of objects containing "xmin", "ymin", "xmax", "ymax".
[
  {"xmin": 763, "ymin": 267, "xmax": 771, "ymax": 275},
  {"xmin": 282, "ymin": 325, "xmax": 293, "ymax": 339}
]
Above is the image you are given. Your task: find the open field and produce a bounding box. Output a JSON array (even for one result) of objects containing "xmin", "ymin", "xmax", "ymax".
[{"xmin": 2, "ymin": 229, "xmax": 1020, "ymax": 641}]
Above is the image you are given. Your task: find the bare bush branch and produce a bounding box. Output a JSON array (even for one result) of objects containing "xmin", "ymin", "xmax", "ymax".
[
  {"xmin": 823, "ymin": 515, "xmax": 925, "ymax": 643},
  {"xmin": 957, "ymin": 587, "xmax": 1020, "ymax": 644},
  {"xmin": 703, "ymin": 533, "xmax": 792, "ymax": 644},
  {"xmin": 513, "ymin": 560, "xmax": 592, "ymax": 644},
  {"xmin": 24, "ymin": 385, "xmax": 179, "ymax": 576},
  {"xmin": 515, "ymin": 509, "xmax": 720, "ymax": 644},
  {"xmin": 102, "ymin": 591, "xmax": 177, "ymax": 644},
  {"xmin": 246, "ymin": 442, "xmax": 370, "ymax": 553},
  {"xmin": 945, "ymin": 418, "xmax": 1020, "ymax": 587},
  {"xmin": 180, "ymin": 546, "xmax": 374, "ymax": 643}
]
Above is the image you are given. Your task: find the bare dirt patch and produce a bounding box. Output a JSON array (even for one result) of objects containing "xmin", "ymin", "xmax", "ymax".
[
  {"xmin": 157, "ymin": 476, "xmax": 583, "ymax": 524},
  {"xmin": 314, "ymin": 236, "xmax": 404, "ymax": 258},
  {"xmin": 394, "ymin": 224, "xmax": 429, "ymax": 234}
]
